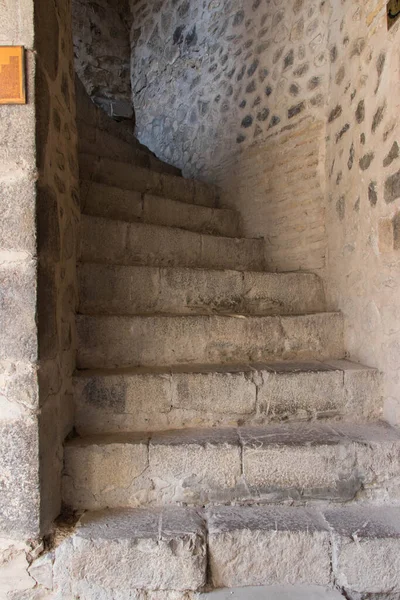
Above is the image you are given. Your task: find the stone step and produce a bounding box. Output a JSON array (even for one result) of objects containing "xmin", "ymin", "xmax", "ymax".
[
  {"xmin": 49, "ymin": 505, "xmax": 400, "ymax": 598},
  {"xmin": 73, "ymin": 360, "xmax": 382, "ymax": 435},
  {"xmin": 52, "ymin": 507, "xmax": 207, "ymax": 596},
  {"xmin": 62, "ymin": 421, "xmax": 399, "ymax": 510},
  {"xmin": 78, "ymin": 263, "xmax": 325, "ymax": 317},
  {"xmin": 80, "ymin": 215, "xmax": 265, "ymax": 271},
  {"xmin": 76, "ymin": 312, "xmax": 344, "ymax": 369},
  {"xmin": 199, "ymin": 586, "xmax": 345, "ymax": 599},
  {"xmin": 79, "ymin": 153, "xmax": 220, "ymax": 208},
  {"xmin": 207, "ymin": 505, "xmax": 400, "ymax": 593},
  {"xmin": 80, "ymin": 181, "xmax": 241, "ymax": 237}
]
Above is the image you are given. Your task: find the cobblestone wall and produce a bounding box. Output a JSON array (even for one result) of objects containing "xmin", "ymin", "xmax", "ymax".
[
  {"xmin": 130, "ymin": 0, "xmax": 330, "ymax": 179},
  {"xmin": 324, "ymin": 0, "xmax": 400, "ymax": 425},
  {"xmin": 73, "ymin": 0, "xmax": 132, "ymax": 115}
]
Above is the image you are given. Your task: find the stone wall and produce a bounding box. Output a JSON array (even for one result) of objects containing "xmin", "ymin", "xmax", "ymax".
[
  {"xmin": 130, "ymin": 0, "xmax": 329, "ymax": 177},
  {"xmin": 0, "ymin": 0, "xmax": 79, "ymax": 595},
  {"xmin": 72, "ymin": 0, "xmax": 132, "ymax": 117},
  {"xmin": 324, "ymin": 0, "xmax": 400, "ymax": 424},
  {"xmin": 130, "ymin": 0, "xmax": 330, "ymax": 271}
]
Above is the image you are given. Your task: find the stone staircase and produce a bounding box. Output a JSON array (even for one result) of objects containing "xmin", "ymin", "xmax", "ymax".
[{"xmin": 49, "ymin": 108, "xmax": 400, "ymax": 599}]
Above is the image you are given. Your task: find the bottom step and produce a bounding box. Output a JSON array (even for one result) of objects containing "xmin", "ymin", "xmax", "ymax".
[
  {"xmin": 47, "ymin": 506, "xmax": 400, "ymax": 598},
  {"xmin": 199, "ymin": 586, "xmax": 345, "ymax": 599}
]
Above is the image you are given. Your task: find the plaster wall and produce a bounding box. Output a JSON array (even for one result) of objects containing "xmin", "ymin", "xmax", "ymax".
[{"xmin": 324, "ymin": 0, "xmax": 400, "ymax": 425}]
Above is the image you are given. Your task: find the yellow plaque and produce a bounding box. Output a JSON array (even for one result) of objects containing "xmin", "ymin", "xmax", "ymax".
[
  {"xmin": 0, "ymin": 46, "xmax": 26, "ymax": 105},
  {"xmin": 388, "ymin": 0, "xmax": 400, "ymax": 29}
]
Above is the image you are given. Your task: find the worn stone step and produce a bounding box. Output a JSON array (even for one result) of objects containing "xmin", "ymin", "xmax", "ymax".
[
  {"xmin": 79, "ymin": 153, "xmax": 220, "ymax": 207},
  {"xmin": 78, "ymin": 263, "xmax": 325, "ymax": 317},
  {"xmin": 76, "ymin": 312, "xmax": 344, "ymax": 369},
  {"xmin": 48, "ymin": 505, "xmax": 400, "ymax": 597},
  {"xmin": 80, "ymin": 181, "xmax": 241, "ymax": 237},
  {"xmin": 73, "ymin": 360, "xmax": 382, "ymax": 435},
  {"xmin": 199, "ymin": 586, "xmax": 345, "ymax": 599},
  {"xmin": 207, "ymin": 505, "xmax": 400, "ymax": 593},
  {"xmin": 62, "ymin": 421, "xmax": 399, "ymax": 510},
  {"xmin": 52, "ymin": 507, "xmax": 207, "ymax": 596},
  {"xmin": 80, "ymin": 215, "xmax": 265, "ymax": 271}
]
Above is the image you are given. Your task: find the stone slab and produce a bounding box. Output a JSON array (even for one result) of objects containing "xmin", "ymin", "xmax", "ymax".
[
  {"xmin": 62, "ymin": 421, "xmax": 399, "ymax": 510},
  {"xmin": 52, "ymin": 507, "xmax": 207, "ymax": 595},
  {"xmin": 207, "ymin": 506, "xmax": 331, "ymax": 588},
  {"xmin": 76, "ymin": 312, "xmax": 344, "ymax": 369},
  {"xmin": 81, "ymin": 181, "xmax": 240, "ymax": 237},
  {"xmin": 79, "ymin": 153, "xmax": 219, "ymax": 207},
  {"xmin": 73, "ymin": 360, "xmax": 382, "ymax": 435},
  {"xmin": 78, "ymin": 263, "xmax": 326, "ymax": 317},
  {"xmin": 324, "ymin": 506, "xmax": 400, "ymax": 595},
  {"xmin": 80, "ymin": 215, "xmax": 265, "ymax": 271},
  {"xmin": 198, "ymin": 586, "xmax": 345, "ymax": 599}
]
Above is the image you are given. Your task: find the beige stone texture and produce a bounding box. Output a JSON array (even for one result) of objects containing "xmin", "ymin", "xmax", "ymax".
[
  {"xmin": 62, "ymin": 422, "xmax": 399, "ymax": 510},
  {"xmin": 323, "ymin": 0, "xmax": 400, "ymax": 426},
  {"xmin": 325, "ymin": 506, "xmax": 400, "ymax": 594},
  {"xmin": 79, "ymin": 154, "xmax": 219, "ymax": 207},
  {"xmin": 80, "ymin": 214, "xmax": 264, "ymax": 271},
  {"xmin": 207, "ymin": 506, "xmax": 331, "ymax": 588},
  {"xmin": 78, "ymin": 263, "xmax": 326, "ymax": 316},
  {"xmin": 52, "ymin": 508, "xmax": 207, "ymax": 594},
  {"xmin": 73, "ymin": 361, "xmax": 382, "ymax": 435},
  {"xmin": 76, "ymin": 312, "xmax": 344, "ymax": 369}
]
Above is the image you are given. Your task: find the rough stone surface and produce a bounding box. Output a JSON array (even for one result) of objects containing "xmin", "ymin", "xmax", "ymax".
[
  {"xmin": 207, "ymin": 506, "xmax": 331, "ymax": 588},
  {"xmin": 52, "ymin": 508, "xmax": 207, "ymax": 595},
  {"xmin": 0, "ymin": 0, "xmax": 79, "ymax": 546},
  {"xmin": 73, "ymin": 360, "xmax": 382, "ymax": 434},
  {"xmin": 72, "ymin": 0, "xmax": 132, "ymax": 113},
  {"xmin": 324, "ymin": 0, "xmax": 400, "ymax": 427},
  {"xmin": 79, "ymin": 154, "xmax": 219, "ymax": 207},
  {"xmin": 81, "ymin": 181, "xmax": 241, "ymax": 237},
  {"xmin": 129, "ymin": 0, "xmax": 329, "ymax": 181},
  {"xmin": 78, "ymin": 263, "xmax": 326, "ymax": 316},
  {"xmin": 325, "ymin": 506, "xmax": 400, "ymax": 595},
  {"xmin": 199, "ymin": 586, "xmax": 345, "ymax": 599},
  {"xmin": 76, "ymin": 312, "xmax": 344, "ymax": 369},
  {"xmin": 62, "ymin": 422, "xmax": 399, "ymax": 510},
  {"xmin": 80, "ymin": 214, "xmax": 264, "ymax": 271}
]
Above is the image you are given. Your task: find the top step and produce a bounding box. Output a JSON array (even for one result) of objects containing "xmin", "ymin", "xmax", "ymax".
[{"xmin": 79, "ymin": 153, "xmax": 220, "ymax": 208}]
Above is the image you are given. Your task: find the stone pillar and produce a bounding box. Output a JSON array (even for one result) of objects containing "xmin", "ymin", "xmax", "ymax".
[{"xmin": 0, "ymin": 0, "xmax": 79, "ymax": 595}]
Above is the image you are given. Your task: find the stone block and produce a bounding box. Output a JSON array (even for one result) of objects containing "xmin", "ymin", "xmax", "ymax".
[
  {"xmin": 199, "ymin": 585, "xmax": 345, "ymax": 599},
  {"xmin": 0, "ymin": 261, "xmax": 37, "ymax": 363},
  {"xmin": 240, "ymin": 421, "xmax": 400, "ymax": 502},
  {"xmin": 0, "ymin": 175, "xmax": 37, "ymax": 255},
  {"xmin": 63, "ymin": 433, "xmax": 149, "ymax": 510},
  {"xmin": 325, "ymin": 506, "xmax": 400, "ymax": 594},
  {"xmin": 207, "ymin": 506, "xmax": 331, "ymax": 587},
  {"xmin": 79, "ymin": 214, "xmax": 264, "ymax": 271},
  {"xmin": 73, "ymin": 361, "xmax": 382, "ymax": 435},
  {"xmin": 148, "ymin": 428, "xmax": 242, "ymax": 504},
  {"xmin": 0, "ymin": 417, "xmax": 40, "ymax": 537},
  {"xmin": 76, "ymin": 313, "xmax": 344, "ymax": 369},
  {"xmin": 53, "ymin": 508, "xmax": 207, "ymax": 594}
]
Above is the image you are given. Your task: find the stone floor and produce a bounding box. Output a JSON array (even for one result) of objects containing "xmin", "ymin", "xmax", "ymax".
[{"xmin": 199, "ymin": 586, "xmax": 345, "ymax": 599}]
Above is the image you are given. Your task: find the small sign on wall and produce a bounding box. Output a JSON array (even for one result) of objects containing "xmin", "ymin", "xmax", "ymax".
[
  {"xmin": 0, "ymin": 46, "xmax": 26, "ymax": 105},
  {"xmin": 387, "ymin": 0, "xmax": 400, "ymax": 29}
]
